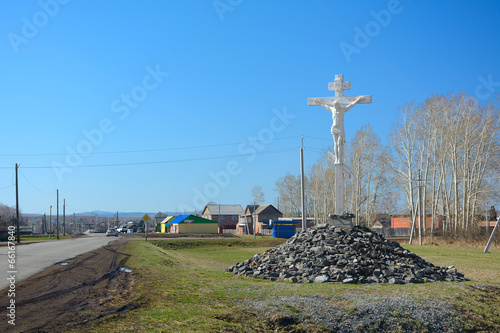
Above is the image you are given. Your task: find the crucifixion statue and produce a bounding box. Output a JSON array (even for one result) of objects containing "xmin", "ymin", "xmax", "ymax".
[{"xmin": 308, "ymin": 74, "xmax": 372, "ymax": 216}]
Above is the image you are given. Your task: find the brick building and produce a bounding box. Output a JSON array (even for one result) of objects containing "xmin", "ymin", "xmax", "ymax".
[{"xmin": 390, "ymin": 214, "xmax": 443, "ymax": 230}]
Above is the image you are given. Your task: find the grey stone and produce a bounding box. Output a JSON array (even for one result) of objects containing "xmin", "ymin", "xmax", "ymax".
[
  {"xmin": 226, "ymin": 225, "xmax": 466, "ymax": 285},
  {"xmin": 314, "ymin": 275, "xmax": 329, "ymax": 283},
  {"xmin": 342, "ymin": 277, "xmax": 356, "ymax": 284}
]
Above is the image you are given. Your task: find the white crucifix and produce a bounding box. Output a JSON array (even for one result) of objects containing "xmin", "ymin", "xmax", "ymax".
[{"xmin": 307, "ymin": 74, "xmax": 372, "ymax": 216}]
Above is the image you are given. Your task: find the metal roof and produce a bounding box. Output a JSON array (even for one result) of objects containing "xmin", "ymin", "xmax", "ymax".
[
  {"xmin": 160, "ymin": 216, "xmax": 175, "ymax": 224},
  {"xmin": 204, "ymin": 204, "xmax": 243, "ymax": 215},
  {"xmin": 166, "ymin": 214, "xmax": 190, "ymax": 226},
  {"xmin": 242, "ymin": 204, "xmax": 282, "ymax": 216}
]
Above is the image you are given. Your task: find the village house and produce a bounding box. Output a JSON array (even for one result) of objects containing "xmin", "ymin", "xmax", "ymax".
[
  {"xmin": 160, "ymin": 216, "xmax": 175, "ymax": 233},
  {"xmin": 238, "ymin": 204, "xmax": 282, "ymax": 235},
  {"xmin": 201, "ymin": 204, "xmax": 243, "ymax": 232},
  {"xmin": 168, "ymin": 214, "xmax": 218, "ymax": 234},
  {"xmin": 154, "ymin": 212, "xmax": 168, "ymax": 232},
  {"xmin": 371, "ymin": 215, "xmax": 391, "ymax": 230}
]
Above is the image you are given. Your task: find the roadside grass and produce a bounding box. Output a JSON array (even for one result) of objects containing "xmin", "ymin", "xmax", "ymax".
[
  {"xmin": 19, "ymin": 234, "xmax": 71, "ymax": 241},
  {"xmin": 76, "ymin": 238, "xmax": 500, "ymax": 332}
]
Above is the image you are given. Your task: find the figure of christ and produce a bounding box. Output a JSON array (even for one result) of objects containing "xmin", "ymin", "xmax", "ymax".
[{"xmin": 318, "ymin": 96, "xmax": 364, "ymax": 164}]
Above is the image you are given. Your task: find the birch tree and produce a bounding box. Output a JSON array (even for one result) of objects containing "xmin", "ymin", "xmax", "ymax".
[
  {"xmin": 308, "ymin": 149, "xmax": 335, "ymax": 223},
  {"xmin": 389, "ymin": 102, "xmax": 421, "ymax": 239},
  {"xmin": 274, "ymin": 173, "xmax": 303, "ymax": 216},
  {"xmin": 345, "ymin": 125, "xmax": 390, "ymax": 225},
  {"xmin": 390, "ymin": 93, "xmax": 500, "ymax": 239}
]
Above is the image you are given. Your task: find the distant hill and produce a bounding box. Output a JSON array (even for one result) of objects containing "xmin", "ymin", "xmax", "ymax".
[{"xmin": 25, "ymin": 211, "xmax": 193, "ymax": 218}]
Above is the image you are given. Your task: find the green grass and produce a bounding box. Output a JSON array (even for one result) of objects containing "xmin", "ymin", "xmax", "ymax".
[
  {"xmin": 19, "ymin": 234, "xmax": 71, "ymax": 241},
  {"xmin": 74, "ymin": 238, "xmax": 500, "ymax": 332},
  {"xmin": 405, "ymin": 243, "xmax": 500, "ymax": 285}
]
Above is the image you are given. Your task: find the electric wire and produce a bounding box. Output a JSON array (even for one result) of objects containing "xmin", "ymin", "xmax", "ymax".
[
  {"xmin": 4, "ymin": 147, "xmax": 298, "ymax": 169},
  {"xmin": 303, "ymin": 135, "xmax": 332, "ymax": 142},
  {"xmin": 0, "ymin": 183, "xmax": 14, "ymax": 190},
  {"xmin": 0, "ymin": 136, "xmax": 304, "ymax": 157},
  {"xmin": 0, "ymin": 171, "xmax": 16, "ymax": 189},
  {"xmin": 19, "ymin": 169, "xmax": 58, "ymax": 194}
]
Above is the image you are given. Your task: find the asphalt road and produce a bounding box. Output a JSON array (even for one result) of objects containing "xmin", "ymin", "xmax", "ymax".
[{"xmin": 0, "ymin": 233, "xmax": 118, "ymax": 290}]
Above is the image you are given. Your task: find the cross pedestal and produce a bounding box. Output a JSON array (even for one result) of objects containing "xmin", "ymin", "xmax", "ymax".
[
  {"xmin": 308, "ymin": 74, "xmax": 371, "ymax": 216},
  {"xmin": 329, "ymin": 152, "xmax": 351, "ymax": 216}
]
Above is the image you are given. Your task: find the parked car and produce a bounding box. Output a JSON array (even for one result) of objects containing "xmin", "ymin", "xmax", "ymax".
[
  {"xmin": 117, "ymin": 226, "xmax": 128, "ymax": 233},
  {"xmin": 106, "ymin": 228, "xmax": 119, "ymax": 237}
]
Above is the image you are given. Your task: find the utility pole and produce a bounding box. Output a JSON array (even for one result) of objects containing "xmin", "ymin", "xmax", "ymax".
[
  {"xmin": 253, "ymin": 201, "xmax": 256, "ymax": 238},
  {"xmin": 219, "ymin": 203, "xmax": 222, "ymax": 235},
  {"xmin": 49, "ymin": 205, "xmax": 52, "ymax": 239},
  {"xmin": 300, "ymin": 137, "xmax": 307, "ymax": 231},
  {"xmin": 73, "ymin": 212, "xmax": 76, "ymax": 232},
  {"xmin": 418, "ymin": 170, "xmax": 423, "ymax": 245},
  {"xmin": 15, "ymin": 163, "xmax": 20, "ymax": 244},
  {"xmin": 63, "ymin": 199, "xmax": 66, "ymax": 236},
  {"xmin": 56, "ymin": 189, "xmax": 59, "ymax": 240}
]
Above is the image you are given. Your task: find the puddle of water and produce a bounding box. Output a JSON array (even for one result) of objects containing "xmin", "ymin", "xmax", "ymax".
[
  {"xmin": 60, "ymin": 263, "xmax": 69, "ymax": 266},
  {"xmin": 119, "ymin": 267, "xmax": 133, "ymax": 273}
]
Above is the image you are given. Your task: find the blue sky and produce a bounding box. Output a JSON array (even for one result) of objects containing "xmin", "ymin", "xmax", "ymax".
[{"xmin": 1, "ymin": 0, "xmax": 499, "ymax": 215}]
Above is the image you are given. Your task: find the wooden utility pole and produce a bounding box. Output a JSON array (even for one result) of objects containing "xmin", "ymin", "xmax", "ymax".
[
  {"xmin": 300, "ymin": 138, "xmax": 307, "ymax": 231},
  {"xmin": 63, "ymin": 199, "xmax": 66, "ymax": 236},
  {"xmin": 56, "ymin": 189, "xmax": 59, "ymax": 240},
  {"xmin": 49, "ymin": 205, "xmax": 52, "ymax": 238},
  {"xmin": 418, "ymin": 169, "xmax": 423, "ymax": 245},
  {"xmin": 15, "ymin": 163, "xmax": 20, "ymax": 244}
]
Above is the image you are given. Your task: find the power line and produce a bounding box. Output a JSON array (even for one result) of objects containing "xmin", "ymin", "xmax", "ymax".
[
  {"xmin": 3, "ymin": 147, "xmax": 298, "ymax": 169},
  {"xmin": 0, "ymin": 136, "xmax": 303, "ymax": 157},
  {"xmin": 304, "ymin": 146, "xmax": 328, "ymax": 153},
  {"xmin": 0, "ymin": 171, "xmax": 16, "ymax": 189},
  {"xmin": 303, "ymin": 135, "xmax": 332, "ymax": 142},
  {"xmin": 18, "ymin": 169, "xmax": 57, "ymax": 194}
]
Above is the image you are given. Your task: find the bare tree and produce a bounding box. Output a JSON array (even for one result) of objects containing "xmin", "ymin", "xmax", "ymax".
[
  {"xmin": 389, "ymin": 102, "xmax": 421, "ymax": 241},
  {"xmin": 390, "ymin": 93, "xmax": 500, "ymax": 239},
  {"xmin": 251, "ymin": 185, "xmax": 265, "ymax": 205},
  {"xmin": 345, "ymin": 125, "xmax": 390, "ymax": 226},
  {"xmin": 274, "ymin": 173, "xmax": 303, "ymax": 216},
  {"xmin": 0, "ymin": 203, "xmax": 21, "ymax": 225},
  {"xmin": 308, "ymin": 148, "xmax": 335, "ymax": 223}
]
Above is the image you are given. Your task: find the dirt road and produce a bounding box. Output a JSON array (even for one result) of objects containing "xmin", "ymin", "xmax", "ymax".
[
  {"xmin": 0, "ymin": 234, "xmax": 119, "ymax": 290},
  {"xmin": 1, "ymin": 239, "xmax": 135, "ymax": 333}
]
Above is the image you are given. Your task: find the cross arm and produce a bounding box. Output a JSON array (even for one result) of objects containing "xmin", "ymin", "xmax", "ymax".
[
  {"xmin": 328, "ymin": 81, "xmax": 351, "ymax": 92},
  {"xmin": 307, "ymin": 95, "xmax": 372, "ymax": 106}
]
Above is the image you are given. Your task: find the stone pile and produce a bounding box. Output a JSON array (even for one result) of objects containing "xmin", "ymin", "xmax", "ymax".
[{"xmin": 226, "ymin": 225, "xmax": 466, "ymax": 284}]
